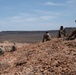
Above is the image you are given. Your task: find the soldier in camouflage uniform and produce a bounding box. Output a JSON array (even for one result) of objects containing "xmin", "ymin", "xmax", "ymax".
[
  {"xmin": 42, "ymin": 32, "xmax": 51, "ymax": 42},
  {"xmin": 58, "ymin": 26, "xmax": 66, "ymax": 38},
  {"xmin": 11, "ymin": 43, "xmax": 17, "ymax": 52},
  {"xmin": 66, "ymin": 30, "xmax": 76, "ymax": 40}
]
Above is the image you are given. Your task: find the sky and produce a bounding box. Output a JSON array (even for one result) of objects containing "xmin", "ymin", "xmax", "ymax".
[{"xmin": 0, "ymin": 0, "xmax": 76, "ymax": 31}]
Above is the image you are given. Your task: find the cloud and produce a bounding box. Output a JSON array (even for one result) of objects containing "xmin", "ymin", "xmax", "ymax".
[
  {"xmin": 34, "ymin": 10, "xmax": 60, "ymax": 19},
  {"xmin": 65, "ymin": 0, "xmax": 76, "ymax": 12},
  {"xmin": 40, "ymin": 16, "xmax": 57, "ymax": 20},
  {"xmin": 43, "ymin": 1, "xmax": 63, "ymax": 6},
  {"xmin": 3, "ymin": 13, "xmax": 38, "ymax": 23},
  {"xmin": 67, "ymin": 0, "xmax": 76, "ymax": 3},
  {"xmin": 10, "ymin": 16, "xmax": 37, "ymax": 23},
  {"xmin": 24, "ymin": 17, "xmax": 37, "ymax": 22},
  {"xmin": 0, "ymin": 10, "xmax": 60, "ymax": 27},
  {"xmin": 19, "ymin": 13, "xmax": 33, "ymax": 17},
  {"xmin": 8, "ymin": 15, "xmax": 57, "ymax": 23},
  {"xmin": 35, "ymin": 10, "xmax": 51, "ymax": 14},
  {"xmin": 35, "ymin": 10, "xmax": 60, "ymax": 16}
]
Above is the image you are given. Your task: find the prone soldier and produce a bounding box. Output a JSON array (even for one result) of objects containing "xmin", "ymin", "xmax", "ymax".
[{"xmin": 66, "ymin": 30, "xmax": 76, "ymax": 40}]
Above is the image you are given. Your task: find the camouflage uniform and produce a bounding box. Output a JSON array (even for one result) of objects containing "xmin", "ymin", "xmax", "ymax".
[
  {"xmin": 42, "ymin": 32, "xmax": 51, "ymax": 42},
  {"xmin": 67, "ymin": 30, "xmax": 76, "ymax": 40},
  {"xmin": 58, "ymin": 26, "xmax": 66, "ymax": 38},
  {"xmin": 11, "ymin": 43, "xmax": 17, "ymax": 52}
]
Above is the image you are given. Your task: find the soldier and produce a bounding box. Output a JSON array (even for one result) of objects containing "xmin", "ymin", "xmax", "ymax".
[
  {"xmin": 42, "ymin": 32, "xmax": 51, "ymax": 42},
  {"xmin": 11, "ymin": 43, "xmax": 17, "ymax": 52},
  {"xmin": 58, "ymin": 26, "xmax": 66, "ymax": 38},
  {"xmin": 66, "ymin": 30, "xmax": 76, "ymax": 40}
]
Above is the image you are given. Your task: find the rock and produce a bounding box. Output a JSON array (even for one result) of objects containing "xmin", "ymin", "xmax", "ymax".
[{"xmin": 0, "ymin": 47, "xmax": 5, "ymax": 55}]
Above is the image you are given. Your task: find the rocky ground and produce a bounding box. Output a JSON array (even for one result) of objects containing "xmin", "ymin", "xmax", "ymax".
[{"xmin": 0, "ymin": 38, "xmax": 76, "ymax": 75}]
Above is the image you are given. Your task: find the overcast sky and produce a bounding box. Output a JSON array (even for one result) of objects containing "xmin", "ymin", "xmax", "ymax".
[{"xmin": 0, "ymin": 0, "xmax": 76, "ymax": 31}]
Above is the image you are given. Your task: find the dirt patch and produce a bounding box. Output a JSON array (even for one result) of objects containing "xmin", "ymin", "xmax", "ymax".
[{"xmin": 0, "ymin": 38, "xmax": 76, "ymax": 75}]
